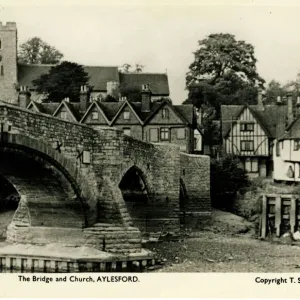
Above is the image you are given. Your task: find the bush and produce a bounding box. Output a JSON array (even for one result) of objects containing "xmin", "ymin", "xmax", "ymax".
[{"xmin": 211, "ymin": 155, "xmax": 250, "ymax": 210}]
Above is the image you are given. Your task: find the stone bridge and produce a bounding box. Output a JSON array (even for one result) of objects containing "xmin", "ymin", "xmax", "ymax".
[{"xmin": 0, "ymin": 102, "xmax": 210, "ymax": 254}]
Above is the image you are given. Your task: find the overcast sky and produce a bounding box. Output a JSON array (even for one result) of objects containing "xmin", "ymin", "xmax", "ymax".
[{"xmin": 1, "ymin": 1, "xmax": 300, "ymax": 104}]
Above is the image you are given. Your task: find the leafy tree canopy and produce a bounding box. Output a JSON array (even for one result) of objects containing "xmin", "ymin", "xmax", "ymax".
[
  {"xmin": 33, "ymin": 61, "xmax": 90, "ymax": 102},
  {"xmin": 119, "ymin": 63, "xmax": 145, "ymax": 73},
  {"xmin": 119, "ymin": 84, "xmax": 141, "ymax": 102},
  {"xmin": 210, "ymin": 155, "xmax": 250, "ymax": 210},
  {"xmin": 185, "ymin": 33, "xmax": 265, "ymax": 111},
  {"xmin": 18, "ymin": 37, "xmax": 63, "ymax": 64}
]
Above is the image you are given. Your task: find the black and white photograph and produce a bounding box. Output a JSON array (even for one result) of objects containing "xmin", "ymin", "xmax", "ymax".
[{"xmin": 0, "ymin": 0, "xmax": 299, "ymax": 277}]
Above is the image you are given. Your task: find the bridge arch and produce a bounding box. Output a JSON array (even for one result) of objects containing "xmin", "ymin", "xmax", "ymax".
[
  {"xmin": 118, "ymin": 165, "xmax": 152, "ymax": 230},
  {"xmin": 0, "ymin": 133, "xmax": 101, "ymax": 226}
]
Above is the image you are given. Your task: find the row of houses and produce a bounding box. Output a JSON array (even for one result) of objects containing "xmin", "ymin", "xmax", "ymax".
[
  {"xmin": 21, "ymin": 84, "xmax": 203, "ymax": 154},
  {"xmin": 221, "ymin": 92, "xmax": 300, "ymax": 182}
]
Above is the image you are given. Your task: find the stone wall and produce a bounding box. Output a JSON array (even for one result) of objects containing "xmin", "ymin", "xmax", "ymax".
[
  {"xmin": 180, "ymin": 153, "xmax": 211, "ymax": 227},
  {"xmin": 0, "ymin": 22, "xmax": 18, "ymax": 104}
]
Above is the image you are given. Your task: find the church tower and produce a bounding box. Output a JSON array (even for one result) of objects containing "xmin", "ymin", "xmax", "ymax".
[{"xmin": 0, "ymin": 22, "xmax": 18, "ymax": 104}]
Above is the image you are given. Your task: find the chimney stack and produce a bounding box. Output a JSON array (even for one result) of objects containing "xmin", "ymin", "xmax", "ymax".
[
  {"xmin": 287, "ymin": 92, "xmax": 294, "ymax": 124},
  {"xmin": 80, "ymin": 85, "xmax": 89, "ymax": 113},
  {"xmin": 296, "ymin": 95, "xmax": 300, "ymax": 117},
  {"xmin": 257, "ymin": 88, "xmax": 264, "ymax": 110},
  {"xmin": 141, "ymin": 84, "xmax": 151, "ymax": 112},
  {"xmin": 106, "ymin": 81, "xmax": 119, "ymax": 100},
  {"xmin": 18, "ymin": 86, "xmax": 31, "ymax": 109}
]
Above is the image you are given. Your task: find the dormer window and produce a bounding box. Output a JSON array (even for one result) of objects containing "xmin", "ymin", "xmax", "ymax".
[
  {"xmin": 162, "ymin": 108, "xmax": 169, "ymax": 119},
  {"xmin": 91, "ymin": 111, "xmax": 99, "ymax": 120},
  {"xmin": 123, "ymin": 111, "xmax": 130, "ymax": 120}
]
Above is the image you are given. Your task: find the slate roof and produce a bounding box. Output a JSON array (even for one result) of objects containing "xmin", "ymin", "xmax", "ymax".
[
  {"xmin": 119, "ymin": 73, "xmax": 169, "ymax": 95},
  {"xmin": 18, "ymin": 65, "xmax": 170, "ymax": 95},
  {"xmin": 221, "ymin": 104, "xmax": 288, "ymax": 139}
]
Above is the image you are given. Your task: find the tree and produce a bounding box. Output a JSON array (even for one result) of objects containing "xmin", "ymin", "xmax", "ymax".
[
  {"xmin": 185, "ymin": 33, "xmax": 265, "ymax": 111},
  {"xmin": 119, "ymin": 84, "xmax": 142, "ymax": 102},
  {"xmin": 210, "ymin": 155, "xmax": 250, "ymax": 210},
  {"xmin": 33, "ymin": 61, "xmax": 90, "ymax": 102},
  {"xmin": 119, "ymin": 63, "xmax": 145, "ymax": 73},
  {"xmin": 264, "ymin": 80, "xmax": 287, "ymax": 104},
  {"xmin": 18, "ymin": 37, "xmax": 63, "ymax": 64}
]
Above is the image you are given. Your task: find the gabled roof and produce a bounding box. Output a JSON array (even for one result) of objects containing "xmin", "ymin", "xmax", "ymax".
[
  {"xmin": 110, "ymin": 100, "xmax": 143, "ymax": 125},
  {"xmin": 52, "ymin": 101, "xmax": 78, "ymax": 122},
  {"xmin": 119, "ymin": 73, "xmax": 169, "ymax": 95},
  {"xmin": 221, "ymin": 104, "xmax": 288, "ymax": 139},
  {"xmin": 174, "ymin": 104, "xmax": 195, "ymax": 125},
  {"xmin": 97, "ymin": 102, "xmax": 124, "ymax": 121},
  {"xmin": 80, "ymin": 100, "xmax": 110, "ymax": 124},
  {"xmin": 25, "ymin": 99, "xmax": 195, "ymax": 128},
  {"xmin": 143, "ymin": 100, "xmax": 190, "ymax": 126},
  {"xmin": 26, "ymin": 100, "xmax": 60, "ymax": 115},
  {"xmin": 18, "ymin": 64, "xmax": 119, "ymax": 91}
]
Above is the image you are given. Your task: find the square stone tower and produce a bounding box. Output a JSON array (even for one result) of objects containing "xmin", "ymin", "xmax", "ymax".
[{"xmin": 0, "ymin": 22, "xmax": 18, "ymax": 104}]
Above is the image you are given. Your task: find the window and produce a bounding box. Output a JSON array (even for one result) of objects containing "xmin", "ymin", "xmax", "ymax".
[
  {"xmin": 276, "ymin": 142, "xmax": 280, "ymax": 157},
  {"xmin": 160, "ymin": 128, "xmax": 170, "ymax": 141},
  {"xmin": 162, "ymin": 108, "xmax": 169, "ymax": 119},
  {"xmin": 123, "ymin": 128, "xmax": 131, "ymax": 136},
  {"xmin": 149, "ymin": 128, "xmax": 159, "ymax": 142},
  {"xmin": 240, "ymin": 122, "xmax": 254, "ymax": 132},
  {"xmin": 177, "ymin": 128, "xmax": 186, "ymax": 139},
  {"xmin": 0, "ymin": 65, "xmax": 3, "ymax": 76},
  {"xmin": 241, "ymin": 140, "xmax": 254, "ymax": 151},
  {"xmin": 180, "ymin": 145, "xmax": 187, "ymax": 152},
  {"xmin": 0, "ymin": 39, "xmax": 2, "ymax": 50},
  {"xmin": 245, "ymin": 158, "xmax": 258, "ymax": 173},
  {"xmin": 60, "ymin": 111, "xmax": 67, "ymax": 120},
  {"xmin": 91, "ymin": 111, "xmax": 99, "ymax": 120},
  {"xmin": 82, "ymin": 151, "xmax": 91, "ymax": 164},
  {"xmin": 294, "ymin": 139, "xmax": 300, "ymax": 151},
  {"xmin": 123, "ymin": 111, "xmax": 130, "ymax": 120}
]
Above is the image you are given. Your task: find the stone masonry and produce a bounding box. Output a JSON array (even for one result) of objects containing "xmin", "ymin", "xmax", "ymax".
[{"xmin": 0, "ymin": 102, "xmax": 210, "ymax": 253}]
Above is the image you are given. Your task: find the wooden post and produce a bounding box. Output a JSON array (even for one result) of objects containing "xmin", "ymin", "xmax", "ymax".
[
  {"xmin": 275, "ymin": 196, "xmax": 282, "ymax": 237},
  {"xmin": 290, "ymin": 197, "xmax": 297, "ymax": 234},
  {"xmin": 261, "ymin": 195, "xmax": 267, "ymax": 238}
]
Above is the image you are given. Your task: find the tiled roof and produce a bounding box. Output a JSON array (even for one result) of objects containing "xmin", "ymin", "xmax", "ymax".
[
  {"xmin": 18, "ymin": 65, "xmax": 170, "ymax": 95},
  {"xmin": 280, "ymin": 113, "xmax": 300, "ymax": 140},
  {"xmin": 221, "ymin": 105, "xmax": 244, "ymax": 138},
  {"xmin": 221, "ymin": 104, "xmax": 288, "ymax": 139},
  {"xmin": 84, "ymin": 66, "xmax": 119, "ymax": 90},
  {"xmin": 18, "ymin": 64, "xmax": 119, "ymax": 91},
  {"xmin": 36, "ymin": 102, "xmax": 60, "ymax": 115},
  {"xmin": 119, "ymin": 73, "xmax": 169, "ymax": 95},
  {"xmin": 29, "ymin": 98, "xmax": 194, "ymax": 126},
  {"xmin": 97, "ymin": 102, "xmax": 124, "ymax": 121},
  {"xmin": 174, "ymin": 104, "xmax": 195, "ymax": 125},
  {"xmin": 18, "ymin": 64, "xmax": 52, "ymax": 89}
]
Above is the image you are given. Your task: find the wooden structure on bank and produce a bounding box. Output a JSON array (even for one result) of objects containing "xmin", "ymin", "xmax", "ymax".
[{"xmin": 260, "ymin": 194, "xmax": 298, "ymax": 238}]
